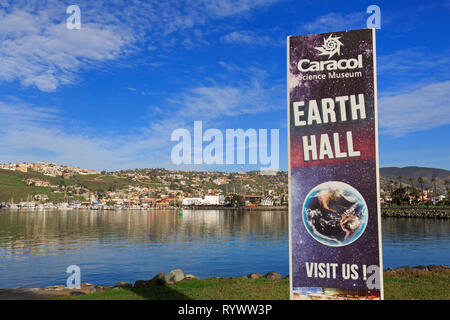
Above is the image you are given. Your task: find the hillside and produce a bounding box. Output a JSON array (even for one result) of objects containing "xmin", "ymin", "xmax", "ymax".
[
  {"xmin": 0, "ymin": 167, "xmax": 288, "ymax": 203},
  {"xmin": 0, "ymin": 169, "xmax": 139, "ymax": 203},
  {"xmin": 0, "ymin": 165, "xmax": 448, "ymax": 203},
  {"xmin": 380, "ymin": 166, "xmax": 449, "ymax": 193}
]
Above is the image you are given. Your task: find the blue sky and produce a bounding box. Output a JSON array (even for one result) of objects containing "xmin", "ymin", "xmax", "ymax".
[{"xmin": 0, "ymin": 0, "xmax": 449, "ymax": 171}]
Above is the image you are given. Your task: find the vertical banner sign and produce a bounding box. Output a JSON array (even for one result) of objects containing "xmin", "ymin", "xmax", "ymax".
[{"xmin": 288, "ymin": 29, "xmax": 383, "ymax": 300}]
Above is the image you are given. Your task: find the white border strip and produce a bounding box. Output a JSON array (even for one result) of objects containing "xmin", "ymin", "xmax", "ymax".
[
  {"xmin": 287, "ymin": 35, "xmax": 293, "ymax": 300},
  {"xmin": 372, "ymin": 27, "xmax": 385, "ymax": 300}
]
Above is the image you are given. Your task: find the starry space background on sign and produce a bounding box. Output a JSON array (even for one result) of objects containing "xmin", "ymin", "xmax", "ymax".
[{"xmin": 288, "ymin": 29, "xmax": 382, "ymax": 292}]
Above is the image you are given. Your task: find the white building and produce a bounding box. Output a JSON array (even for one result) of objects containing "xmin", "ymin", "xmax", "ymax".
[
  {"xmin": 201, "ymin": 195, "xmax": 225, "ymax": 205},
  {"xmin": 182, "ymin": 198, "xmax": 203, "ymax": 206},
  {"xmin": 182, "ymin": 195, "xmax": 225, "ymax": 206},
  {"xmin": 432, "ymin": 195, "xmax": 446, "ymax": 203}
]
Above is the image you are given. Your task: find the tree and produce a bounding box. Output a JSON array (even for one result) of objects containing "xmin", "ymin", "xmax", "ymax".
[
  {"xmin": 397, "ymin": 176, "xmax": 403, "ymax": 189},
  {"xmin": 408, "ymin": 177, "xmax": 414, "ymax": 189},
  {"xmin": 431, "ymin": 177, "xmax": 437, "ymax": 205},
  {"xmin": 417, "ymin": 177, "xmax": 424, "ymax": 203},
  {"xmin": 408, "ymin": 177, "xmax": 415, "ymax": 202},
  {"xmin": 445, "ymin": 180, "xmax": 449, "ymax": 204},
  {"xmin": 431, "ymin": 177, "xmax": 437, "ymax": 195},
  {"xmin": 225, "ymin": 194, "xmax": 244, "ymax": 207}
]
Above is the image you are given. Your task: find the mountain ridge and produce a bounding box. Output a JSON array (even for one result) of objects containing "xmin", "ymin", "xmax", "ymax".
[{"xmin": 379, "ymin": 166, "xmax": 449, "ymax": 193}]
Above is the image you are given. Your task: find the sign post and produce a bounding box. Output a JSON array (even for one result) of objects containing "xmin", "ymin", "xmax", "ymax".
[{"xmin": 288, "ymin": 29, "xmax": 383, "ymax": 300}]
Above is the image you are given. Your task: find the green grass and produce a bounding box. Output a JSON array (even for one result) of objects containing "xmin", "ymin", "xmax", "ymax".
[
  {"xmin": 0, "ymin": 170, "xmax": 65, "ymax": 203},
  {"xmin": 58, "ymin": 278, "xmax": 290, "ymax": 300},
  {"xmin": 59, "ymin": 270, "xmax": 449, "ymax": 300},
  {"xmin": 383, "ymin": 270, "xmax": 450, "ymax": 300},
  {"xmin": 0, "ymin": 169, "xmax": 146, "ymax": 202}
]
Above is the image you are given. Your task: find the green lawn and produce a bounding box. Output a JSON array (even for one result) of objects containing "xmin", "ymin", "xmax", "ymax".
[
  {"xmin": 59, "ymin": 278, "xmax": 289, "ymax": 300},
  {"xmin": 60, "ymin": 270, "xmax": 449, "ymax": 300},
  {"xmin": 383, "ymin": 269, "xmax": 450, "ymax": 300}
]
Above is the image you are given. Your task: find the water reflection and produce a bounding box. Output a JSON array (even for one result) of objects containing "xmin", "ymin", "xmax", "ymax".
[
  {"xmin": 0, "ymin": 211, "xmax": 448, "ymax": 288},
  {"xmin": 381, "ymin": 218, "xmax": 450, "ymax": 268},
  {"xmin": 0, "ymin": 210, "xmax": 289, "ymax": 287},
  {"xmin": 0, "ymin": 210, "xmax": 288, "ymax": 252}
]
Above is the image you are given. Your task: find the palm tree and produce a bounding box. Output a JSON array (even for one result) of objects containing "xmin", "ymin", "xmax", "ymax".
[
  {"xmin": 397, "ymin": 176, "xmax": 403, "ymax": 189},
  {"xmin": 431, "ymin": 177, "xmax": 437, "ymax": 205},
  {"xmin": 445, "ymin": 180, "xmax": 449, "ymax": 204},
  {"xmin": 408, "ymin": 177, "xmax": 414, "ymax": 188},
  {"xmin": 408, "ymin": 177, "xmax": 415, "ymax": 203},
  {"xmin": 393, "ymin": 181, "xmax": 400, "ymax": 204},
  {"xmin": 387, "ymin": 180, "xmax": 394, "ymax": 204},
  {"xmin": 417, "ymin": 177, "xmax": 424, "ymax": 203},
  {"xmin": 431, "ymin": 177, "xmax": 437, "ymax": 194},
  {"xmin": 388, "ymin": 180, "xmax": 394, "ymax": 191}
]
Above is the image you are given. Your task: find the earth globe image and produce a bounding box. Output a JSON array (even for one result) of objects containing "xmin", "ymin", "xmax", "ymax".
[{"xmin": 302, "ymin": 181, "xmax": 368, "ymax": 247}]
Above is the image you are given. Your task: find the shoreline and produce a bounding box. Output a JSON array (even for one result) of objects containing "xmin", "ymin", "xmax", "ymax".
[
  {"xmin": 1, "ymin": 264, "xmax": 448, "ymax": 300},
  {"xmin": 1, "ymin": 206, "xmax": 449, "ymax": 218}
]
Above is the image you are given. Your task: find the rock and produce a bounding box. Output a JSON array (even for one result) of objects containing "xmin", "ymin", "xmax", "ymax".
[
  {"xmin": 115, "ymin": 281, "xmax": 132, "ymax": 288},
  {"xmin": 70, "ymin": 291, "xmax": 86, "ymax": 296},
  {"xmin": 134, "ymin": 280, "xmax": 151, "ymax": 288},
  {"xmin": 247, "ymin": 273, "xmax": 263, "ymax": 279},
  {"xmin": 81, "ymin": 283, "xmax": 94, "ymax": 287},
  {"xmin": 13, "ymin": 287, "xmax": 41, "ymax": 293},
  {"xmin": 87, "ymin": 287, "xmax": 97, "ymax": 294},
  {"xmin": 163, "ymin": 269, "xmax": 185, "ymax": 284},
  {"xmin": 81, "ymin": 283, "xmax": 97, "ymax": 292},
  {"xmin": 265, "ymin": 271, "xmax": 282, "ymax": 280},
  {"xmin": 394, "ymin": 266, "xmax": 411, "ymax": 273},
  {"xmin": 184, "ymin": 274, "xmax": 200, "ymax": 280},
  {"xmin": 95, "ymin": 286, "xmax": 113, "ymax": 292},
  {"xmin": 413, "ymin": 265, "xmax": 429, "ymax": 271},
  {"xmin": 45, "ymin": 285, "xmax": 66, "ymax": 291},
  {"xmin": 240, "ymin": 275, "xmax": 249, "ymax": 279},
  {"xmin": 151, "ymin": 272, "xmax": 165, "ymax": 284},
  {"xmin": 428, "ymin": 264, "xmax": 440, "ymax": 271}
]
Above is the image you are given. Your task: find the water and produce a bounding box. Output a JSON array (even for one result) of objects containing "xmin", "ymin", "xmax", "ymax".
[
  {"xmin": 381, "ymin": 217, "xmax": 450, "ymax": 268},
  {"xmin": 0, "ymin": 210, "xmax": 288, "ymax": 288},
  {"xmin": 0, "ymin": 210, "xmax": 448, "ymax": 288}
]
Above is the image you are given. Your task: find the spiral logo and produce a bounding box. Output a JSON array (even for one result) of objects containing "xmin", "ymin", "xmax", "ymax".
[{"xmin": 315, "ymin": 34, "xmax": 344, "ymax": 59}]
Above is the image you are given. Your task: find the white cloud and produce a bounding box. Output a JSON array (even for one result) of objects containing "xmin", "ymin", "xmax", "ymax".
[
  {"xmin": 0, "ymin": 100, "xmax": 60, "ymax": 129},
  {"xmin": 0, "ymin": 98, "xmax": 171, "ymax": 170},
  {"xmin": 379, "ymin": 81, "xmax": 450, "ymax": 136},
  {"xmin": 0, "ymin": 63, "xmax": 283, "ymax": 170},
  {"xmin": 200, "ymin": 0, "xmax": 277, "ymax": 18},
  {"xmin": 377, "ymin": 49, "xmax": 450, "ymax": 91},
  {"xmin": 222, "ymin": 30, "xmax": 279, "ymax": 46},
  {"xmin": 0, "ymin": 0, "xmax": 279, "ymax": 92},
  {"xmin": 0, "ymin": 6, "xmax": 133, "ymax": 92},
  {"xmin": 163, "ymin": 63, "xmax": 283, "ymax": 126},
  {"xmin": 301, "ymin": 12, "xmax": 365, "ymax": 34}
]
